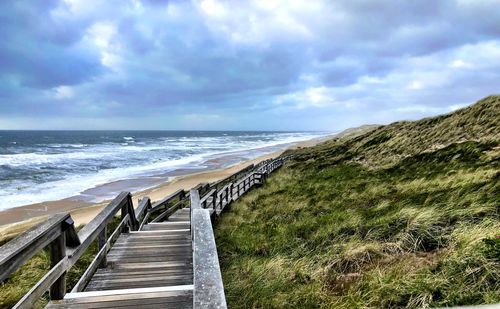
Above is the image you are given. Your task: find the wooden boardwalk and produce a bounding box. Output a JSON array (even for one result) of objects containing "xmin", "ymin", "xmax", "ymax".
[{"xmin": 0, "ymin": 157, "xmax": 286, "ymax": 309}]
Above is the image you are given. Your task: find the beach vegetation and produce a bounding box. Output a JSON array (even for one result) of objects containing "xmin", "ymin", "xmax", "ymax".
[{"xmin": 215, "ymin": 95, "xmax": 500, "ymax": 308}]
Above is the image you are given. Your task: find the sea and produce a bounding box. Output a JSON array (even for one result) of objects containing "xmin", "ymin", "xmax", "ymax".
[{"xmin": 0, "ymin": 131, "xmax": 328, "ymax": 210}]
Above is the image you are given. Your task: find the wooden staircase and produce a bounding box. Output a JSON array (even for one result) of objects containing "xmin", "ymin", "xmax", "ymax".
[
  {"xmin": 47, "ymin": 212, "xmax": 195, "ymax": 308},
  {"xmin": 0, "ymin": 157, "xmax": 288, "ymax": 309}
]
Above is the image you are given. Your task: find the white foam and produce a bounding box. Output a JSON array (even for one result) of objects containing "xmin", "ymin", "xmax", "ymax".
[{"xmin": 0, "ymin": 132, "xmax": 330, "ymax": 210}]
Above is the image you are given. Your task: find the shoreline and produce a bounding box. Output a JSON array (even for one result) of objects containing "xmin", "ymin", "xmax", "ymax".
[{"xmin": 0, "ymin": 134, "xmax": 332, "ymax": 241}]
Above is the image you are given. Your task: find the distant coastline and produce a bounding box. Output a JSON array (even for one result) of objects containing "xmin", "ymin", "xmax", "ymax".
[{"xmin": 0, "ymin": 133, "xmax": 334, "ymax": 241}]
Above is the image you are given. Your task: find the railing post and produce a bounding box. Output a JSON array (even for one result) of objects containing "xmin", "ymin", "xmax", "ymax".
[
  {"xmin": 121, "ymin": 202, "xmax": 130, "ymax": 233},
  {"xmin": 179, "ymin": 190, "xmax": 186, "ymax": 207},
  {"xmin": 211, "ymin": 190, "xmax": 217, "ymax": 210},
  {"xmin": 98, "ymin": 226, "xmax": 107, "ymax": 268},
  {"xmin": 49, "ymin": 233, "xmax": 66, "ymax": 300},
  {"xmin": 190, "ymin": 189, "xmax": 201, "ymax": 241}
]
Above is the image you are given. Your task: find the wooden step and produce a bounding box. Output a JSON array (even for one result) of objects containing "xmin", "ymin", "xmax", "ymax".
[
  {"xmin": 85, "ymin": 275, "xmax": 193, "ymax": 291},
  {"xmin": 141, "ymin": 222, "xmax": 190, "ymax": 231},
  {"xmin": 47, "ymin": 285, "xmax": 193, "ymax": 308}
]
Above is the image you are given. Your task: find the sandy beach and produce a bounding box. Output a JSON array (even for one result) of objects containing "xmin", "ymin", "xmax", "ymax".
[{"xmin": 0, "ymin": 135, "xmax": 331, "ymax": 241}]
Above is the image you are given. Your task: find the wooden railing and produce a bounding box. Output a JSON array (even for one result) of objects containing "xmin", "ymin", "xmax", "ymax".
[
  {"xmin": 0, "ymin": 155, "xmax": 290, "ymax": 308},
  {"xmin": 190, "ymin": 156, "xmax": 290, "ymax": 308},
  {"xmin": 0, "ymin": 191, "xmax": 140, "ymax": 308}
]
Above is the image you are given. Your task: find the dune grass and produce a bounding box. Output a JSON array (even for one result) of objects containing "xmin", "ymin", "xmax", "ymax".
[{"xmin": 215, "ymin": 96, "xmax": 500, "ymax": 308}]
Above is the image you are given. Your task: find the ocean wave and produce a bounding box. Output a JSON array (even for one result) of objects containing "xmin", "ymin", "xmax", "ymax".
[{"xmin": 0, "ymin": 131, "xmax": 329, "ymax": 209}]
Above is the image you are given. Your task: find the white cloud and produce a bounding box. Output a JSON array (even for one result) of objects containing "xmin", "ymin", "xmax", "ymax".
[
  {"xmin": 450, "ymin": 59, "xmax": 473, "ymax": 69},
  {"xmin": 53, "ymin": 86, "xmax": 74, "ymax": 100},
  {"xmin": 408, "ymin": 80, "xmax": 423, "ymax": 90}
]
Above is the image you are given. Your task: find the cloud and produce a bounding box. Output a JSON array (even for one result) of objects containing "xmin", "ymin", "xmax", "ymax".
[{"xmin": 0, "ymin": 0, "xmax": 498, "ymax": 130}]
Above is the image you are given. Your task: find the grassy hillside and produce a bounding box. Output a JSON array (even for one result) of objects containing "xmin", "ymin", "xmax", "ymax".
[{"xmin": 215, "ymin": 95, "xmax": 500, "ymax": 308}]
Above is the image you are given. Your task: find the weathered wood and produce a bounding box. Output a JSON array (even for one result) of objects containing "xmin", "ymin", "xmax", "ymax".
[
  {"xmin": 199, "ymin": 189, "xmax": 216, "ymax": 208},
  {"xmin": 135, "ymin": 197, "xmax": 151, "ymax": 221},
  {"xmin": 71, "ymin": 213, "xmax": 131, "ymax": 293},
  {"xmin": 69, "ymin": 192, "xmax": 130, "ymax": 262},
  {"xmin": 67, "ymin": 285, "xmax": 194, "ymax": 298},
  {"xmin": 210, "ymin": 190, "xmax": 217, "ymax": 210},
  {"xmin": 62, "ymin": 217, "xmax": 80, "ymax": 248},
  {"xmin": 98, "ymin": 226, "xmax": 107, "ymax": 268},
  {"xmin": 150, "ymin": 199, "xmax": 184, "ymax": 223},
  {"xmin": 48, "ymin": 285, "xmax": 193, "ymax": 308},
  {"xmin": 126, "ymin": 195, "xmax": 139, "ymax": 231},
  {"xmin": 210, "ymin": 164, "xmax": 254, "ymax": 190},
  {"xmin": 0, "ymin": 213, "xmax": 72, "ymax": 282},
  {"xmin": 190, "ymin": 189, "xmax": 201, "ymax": 210},
  {"xmin": 49, "ymin": 233, "xmax": 66, "ymax": 300},
  {"xmin": 192, "ymin": 209, "xmax": 227, "ymax": 309},
  {"xmin": 150, "ymin": 189, "xmax": 185, "ymax": 212},
  {"xmin": 139, "ymin": 211, "xmax": 151, "ymax": 230}
]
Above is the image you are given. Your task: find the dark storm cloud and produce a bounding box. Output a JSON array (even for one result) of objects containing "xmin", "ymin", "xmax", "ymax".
[{"xmin": 0, "ymin": 0, "xmax": 498, "ymax": 129}]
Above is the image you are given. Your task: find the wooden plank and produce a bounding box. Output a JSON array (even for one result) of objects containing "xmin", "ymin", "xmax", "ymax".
[
  {"xmin": 138, "ymin": 211, "xmax": 151, "ymax": 231},
  {"xmin": 110, "ymin": 243, "xmax": 191, "ymax": 250},
  {"xmin": 67, "ymin": 285, "xmax": 193, "ymax": 298},
  {"xmin": 130, "ymin": 229, "xmax": 190, "ymax": 234},
  {"xmin": 49, "ymin": 296, "xmax": 192, "ymax": 308},
  {"xmin": 85, "ymin": 278, "xmax": 193, "ymax": 291},
  {"xmin": 107, "ymin": 254, "xmax": 192, "ymax": 263},
  {"xmin": 48, "ymin": 297, "xmax": 192, "ymax": 309},
  {"xmin": 135, "ymin": 197, "xmax": 151, "ymax": 221},
  {"xmin": 87, "ymin": 274, "xmax": 192, "ymax": 284},
  {"xmin": 49, "ymin": 301, "xmax": 192, "ymax": 309},
  {"xmin": 93, "ymin": 268, "xmax": 191, "ymax": 278},
  {"xmin": 114, "ymin": 238, "xmax": 191, "ymax": 245},
  {"xmin": 109, "ymin": 261, "xmax": 191, "ymax": 269},
  {"xmin": 107, "ymin": 248, "xmax": 191, "ymax": 258},
  {"xmin": 190, "ymin": 189, "xmax": 201, "ymax": 210},
  {"xmin": 110, "ymin": 261, "xmax": 191, "ymax": 270},
  {"xmin": 49, "ymin": 286, "xmax": 193, "ymax": 309}
]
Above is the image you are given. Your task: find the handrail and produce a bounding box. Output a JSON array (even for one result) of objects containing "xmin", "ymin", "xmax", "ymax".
[
  {"xmin": 0, "ymin": 213, "xmax": 79, "ymax": 282},
  {"xmin": 0, "ymin": 190, "xmax": 140, "ymax": 307},
  {"xmin": 191, "ymin": 189, "xmax": 227, "ymax": 309},
  {"xmin": 135, "ymin": 197, "xmax": 151, "ymax": 221},
  {"xmin": 151, "ymin": 199, "xmax": 186, "ymax": 223},
  {"xmin": 150, "ymin": 189, "xmax": 185, "ymax": 211},
  {"xmin": 199, "ymin": 189, "xmax": 215, "ymax": 204},
  {"xmin": 210, "ymin": 164, "xmax": 254, "ymax": 190}
]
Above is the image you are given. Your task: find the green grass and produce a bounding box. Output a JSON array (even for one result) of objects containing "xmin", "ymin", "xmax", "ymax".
[{"xmin": 215, "ymin": 95, "xmax": 500, "ymax": 308}]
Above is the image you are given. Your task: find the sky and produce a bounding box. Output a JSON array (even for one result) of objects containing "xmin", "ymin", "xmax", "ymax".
[{"xmin": 0, "ymin": 0, "xmax": 498, "ymax": 131}]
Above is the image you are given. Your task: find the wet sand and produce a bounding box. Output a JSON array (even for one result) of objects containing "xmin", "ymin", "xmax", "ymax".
[{"xmin": 0, "ymin": 135, "xmax": 332, "ymax": 241}]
